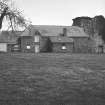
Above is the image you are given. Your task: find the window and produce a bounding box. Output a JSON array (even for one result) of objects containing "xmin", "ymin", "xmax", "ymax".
[
  {"xmin": 14, "ymin": 45, "xmax": 18, "ymax": 48},
  {"xmin": 34, "ymin": 36, "xmax": 39, "ymax": 42},
  {"xmin": 13, "ymin": 45, "xmax": 19, "ymax": 51},
  {"xmin": 61, "ymin": 43, "xmax": 67, "ymax": 50},
  {"xmin": 26, "ymin": 45, "xmax": 31, "ymax": 49}
]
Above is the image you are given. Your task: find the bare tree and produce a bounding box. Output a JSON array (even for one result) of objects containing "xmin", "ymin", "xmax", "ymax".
[{"xmin": 0, "ymin": 0, "xmax": 30, "ymax": 31}]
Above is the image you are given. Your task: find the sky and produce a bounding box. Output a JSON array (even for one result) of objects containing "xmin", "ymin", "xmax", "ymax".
[{"xmin": 14, "ymin": 0, "xmax": 105, "ymax": 26}]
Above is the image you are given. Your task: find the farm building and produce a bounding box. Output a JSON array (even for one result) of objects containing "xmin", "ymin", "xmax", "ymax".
[{"xmin": 0, "ymin": 25, "xmax": 97, "ymax": 53}]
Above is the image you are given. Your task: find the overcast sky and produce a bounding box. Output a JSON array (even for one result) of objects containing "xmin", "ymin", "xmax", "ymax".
[{"xmin": 15, "ymin": 0, "xmax": 105, "ymax": 26}]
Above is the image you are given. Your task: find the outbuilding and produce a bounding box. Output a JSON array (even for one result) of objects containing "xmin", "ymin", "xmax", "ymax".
[{"xmin": 0, "ymin": 31, "xmax": 22, "ymax": 53}]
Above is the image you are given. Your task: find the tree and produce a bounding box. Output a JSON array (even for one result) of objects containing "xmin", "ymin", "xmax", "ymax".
[
  {"xmin": 72, "ymin": 15, "xmax": 105, "ymax": 41},
  {"xmin": 0, "ymin": 0, "xmax": 30, "ymax": 31},
  {"xmin": 93, "ymin": 15, "xmax": 105, "ymax": 42}
]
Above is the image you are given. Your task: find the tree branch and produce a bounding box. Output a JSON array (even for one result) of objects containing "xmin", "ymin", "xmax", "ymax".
[{"xmin": 0, "ymin": 7, "xmax": 8, "ymax": 29}]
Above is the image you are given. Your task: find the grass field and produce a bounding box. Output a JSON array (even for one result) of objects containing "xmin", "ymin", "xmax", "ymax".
[{"xmin": 0, "ymin": 53, "xmax": 105, "ymax": 105}]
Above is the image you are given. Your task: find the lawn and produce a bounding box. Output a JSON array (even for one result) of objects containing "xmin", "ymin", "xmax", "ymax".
[{"xmin": 0, "ymin": 53, "xmax": 105, "ymax": 105}]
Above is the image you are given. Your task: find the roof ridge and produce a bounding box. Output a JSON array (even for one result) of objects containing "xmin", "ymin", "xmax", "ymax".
[{"xmin": 21, "ymin": 25, "xmax": 89, "ymax": 37}]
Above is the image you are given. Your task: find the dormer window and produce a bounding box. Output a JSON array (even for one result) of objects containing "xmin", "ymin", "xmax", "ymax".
[
  {"xmin": 26, "ymin": 45, "xmax": 31, "ymax": 49},
  {"xmin": 61, "ymin": 43, "xmax": 67, "ymax": 50}
]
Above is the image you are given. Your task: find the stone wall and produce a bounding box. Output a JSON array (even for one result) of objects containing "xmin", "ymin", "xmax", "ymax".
[
  {"xmin": 20, "ymin": 36, "xmax": 35, "ymax": 53},
  {"xmin": 52, "ymin": 43, "xmax": 73, "ymax": 53},
  {"xmin": 72, "ymin": 37, "xmax": 95, "ymax": 53}
]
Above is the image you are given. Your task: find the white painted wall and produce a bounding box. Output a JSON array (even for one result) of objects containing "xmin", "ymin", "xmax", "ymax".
[
  {"xmin": 0, "ymin": 43, "xmax": 7, "ymax": 52},
  {"xmin": 35, "ymin": 45, "xmax": 39, "ymax": 53},
  {"xmin": 34, "ymin": 36, "xmax": 39, "ymax": 42}
]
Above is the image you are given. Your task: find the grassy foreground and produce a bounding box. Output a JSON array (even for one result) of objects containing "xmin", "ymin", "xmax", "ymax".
[{"xmin": 0, "ymin": 53, "xmax": 105, "ymax": 105}]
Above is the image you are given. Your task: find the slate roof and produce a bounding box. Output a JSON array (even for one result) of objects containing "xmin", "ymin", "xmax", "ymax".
[
  {"xmin": 0, "ymin": 25, "xmax": 89, "ymax": 43},
  {"xmin": 21, "ymin": 25, "xmax": 89, "ymax": 37},
  {"xmin": 50, "ymin": 36, "xmax": 74, "ymax": 43}
]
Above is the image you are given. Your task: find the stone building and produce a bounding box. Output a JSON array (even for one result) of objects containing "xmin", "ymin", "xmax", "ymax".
[
  {"xmin": 0, "ymin": 25, "xmax": 96, "ymax": 53},
  {"xmin": 18, "ymin": 25, "xmax": 94, "ymax": 53}
]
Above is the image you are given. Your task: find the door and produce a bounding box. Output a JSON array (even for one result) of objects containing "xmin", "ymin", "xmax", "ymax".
[{"xmin": 35, "ymin": 45, "xmax": 39, "ymax": 53}]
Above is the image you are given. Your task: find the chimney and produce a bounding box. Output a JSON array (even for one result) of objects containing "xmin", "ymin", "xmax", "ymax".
[{"xmin": 63, "ymin": 28, "xmax": 67, "ymax": 36}]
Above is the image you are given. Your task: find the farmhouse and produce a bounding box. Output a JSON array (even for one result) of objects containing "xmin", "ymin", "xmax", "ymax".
[
  {"xmin": 18, "ymin": 25, "xmax": 94, "ymax": 53},
  {"xmin": 0, "ymin": 25, "xmax": 96, "ymax": 53}
]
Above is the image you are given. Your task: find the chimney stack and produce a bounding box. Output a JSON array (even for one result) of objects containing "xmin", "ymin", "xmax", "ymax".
[{"xmin": 63, "ymin": 28, "xmax": 67, "ymax": 36}]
